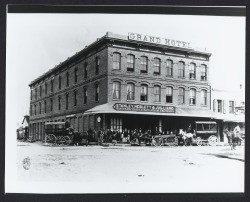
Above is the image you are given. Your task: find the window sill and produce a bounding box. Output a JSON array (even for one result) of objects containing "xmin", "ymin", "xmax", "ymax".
[
  {"xmin": 178, "ymin": 77, "xmax": 185, "ymax": 79},
  {"xmin": 200, "ymin": 79, "xmax": 207, "ymax": 81},
  {"xmin": 166, "ymin": 102, "xmax": 173, "ymax": 105},
  {"xmin": 112, "ymin": 69, "xmax": 121, "ymax": 71},
  {"xmin": 201, "ymin": 104, "xmax": 207, "ymax": 107},
  {"xmin": 126, "ymin": 71, "xmax": 135, "ymax": 73},
  {"xmin": 140, "ymin": 72, "xmax": 148, "ymax": 74},
  {"xmin": 154, "ymin": 101, "xmax": 161, "ymax": 104},
  {"xmin": 126, "ymin": 99, "xmax": 135, "ymax": 102},
  {"xmin": 112, "ymin": 98, "xmax": 121, "ymax": 101},
  {"xmin": 189, "ymin": 104, "xmax": 196, "ymax": 106},
  {"xmin": 140, "ymin": 101, "xmax": 148, "ymax": 103},
  {"xmin": 189, "ymin": 78, "xmax": 196, "ymax": 80},
  {"xmin": 153, "ymin": 73, "xmax": 161, "ymax": 76}
]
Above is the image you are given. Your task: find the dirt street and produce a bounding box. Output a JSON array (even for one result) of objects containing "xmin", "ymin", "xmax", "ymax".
[{"xmin": 16, "ymin": 142, "xmax": 244, "ymax": 193}]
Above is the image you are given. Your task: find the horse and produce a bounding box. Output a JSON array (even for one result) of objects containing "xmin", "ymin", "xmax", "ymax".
[
  {"xmin": 225, "ymin": 130, "xmax": 242, "ymax": 150},
  {"xmin": 179, "ymin": 130, "xmax": 194, "ymax": 146}
]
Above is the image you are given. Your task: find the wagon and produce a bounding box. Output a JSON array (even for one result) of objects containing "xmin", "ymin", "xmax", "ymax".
[
  {"xmin": 161, "ymin": 135, "xmax": 178, "ymax": 146},
  {"xmin": 45, "ymin": 122, "xmax": 74, "ymax": 146},
  {"xmin": 194, "ymin": 121, "xmax": 218, "ymax": 146}
]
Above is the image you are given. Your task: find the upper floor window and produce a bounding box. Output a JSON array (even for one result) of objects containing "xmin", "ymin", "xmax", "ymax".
[
  {"xmin": 217, "ymin": 100, "xmax": 222, "ymax": 113},
  {"xmin": 95, "ymin": 56, "xmax": 99, "ymax": 74},
  {"xmin": 153, "ymin": 58, "xmax": 161, "ymax": 75},
  {"xmin": 39, "ymin": 102, "xmax": 41, "ymax": 114},
  {"xmin": 45, "ymin": 83, "xmax": 47, "ymax": 95},
  {"xmin": 140, "ymin": 84, "xmax": 148, "ymax": 102},
  {"xmin": 74, "ymin": 67, "xmax": 78, "ymax": 83},
  {"xmin": 50, "ymin": 98, "xmax": 53, "ymax": 112},
  {"xmin": 200, "ymin": 64, "xmax": 207, "ymax": 80},
  {"xmin": 178, "ymin": 88, "xmax": 185, "ymax": 104},
  {"xmin": 166, "ymin": 87, "xmax": 173, "ymax": 103},
  {"xmin": 95, "ymin": 84, "xmax": 99, "ymax": 101},
  {"xmin": 154, "ymin": 85, "xmax": 161, "ymax": 102},
  {"xmin": 229, "ymin": 101, "xmax": 235, "ymax": 113},
  {"xmin": 166, "ymin": 60, "xmax": 173, "ymax": 77},
  {"xmin": 30, "ymin": 105, "xmax": 33, "ymax": 116},
  {"xmin": 189, "ymin": 89, "xmax": 196, "ymax": 105},
  {"xmin": 83, "ymin": 88, "xmax": 87, "ymax": 104},
  {"xmin": 84, "ymin": 62, "xmax": 88, "ymax": 79},
  {"xmin": 65, "ymin": 93, "xmax": 69, "ymax": 110},
  {"xmin": 74, "ymin": 90, "xmax": 77, "ymax": 106},
  {"xmin": 112, "ymin": 81, "xmax": 121, "ymax": 100},
  {"xmin": 127, "ymin": 83, "xmax": 135, "ymax": 101},
  {"xmin": 140, "ymin": 56, "xmax": 148, "ymax": 74},
  {"xmin": 34, "ymin": 104, "xmax": 36, "ymax": 115},
  {"xmin": 58, "ymin": 96, "xmax": 61, "ymax": 110},
  {"xmin": 178, "ymin": 61, "xmax": 185, "ymax": 78},
  {"xmin": 201, "ymin": 90, "xmax": 207, "ymax": 105},
  {"xmin": 35, "ymin": 88, "xmax": 37, "ymax": 99},
  {"xmin": 44, "ymin": 100, "xmax": 47, "ymax": 113},
  {"xmin": 66, "ymin": 72, "xmax": 69, "ymax": 87},
  {"xmin": 39, "ymin": 86, "xmax": 42, "ymax": 97},
  {"xmin": 189, "ymin": 63, "xmax": 196, "ymax": 79},
  {"xmin": 127, "ymin": 54, "xmax": 135, "ymax": 72},
  {"xmin": 51, "ymin": 79, "xmax": 54, "ymax": 92},
  {"xmin": 59, "ymin": 76, "xmax": 62, "ymax": 90},
  {"xmin": 113, "ymin": 52, "xmax": 121, "ymax": 70}
]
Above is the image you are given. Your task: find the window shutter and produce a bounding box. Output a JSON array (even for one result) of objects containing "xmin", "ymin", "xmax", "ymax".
[
  {"xmin": 213, "ymin": 99, "xmax": 216, "ymax": 112},
  {"xmin": 223, "ymin": 100, "xmax": 226, "ymax": 114}
]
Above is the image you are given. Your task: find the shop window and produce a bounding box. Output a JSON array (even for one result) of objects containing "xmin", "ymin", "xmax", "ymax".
[
  {"xmin": 189, "ymin": 89, "xmax": 196, "ymax": 105},
  {"xmin": 140, "ymin": 84, "xmax": 148, "ymax": 101},
  {"xmin": 178, "ymin": 61, "xmax": 185, "ymax": 78},
  {"xmin": 229, "ymin": 101, "xmax": 235, "ymax": 113},
  {"xmin": 59, "ymin": 76, "xmax": 62, "ymax": 90},
  {"xmin": 127, "ymin": 54, "xmax": 135, "ymax": 72},
  {"xmin": 95, "ymin": 84, "xmax": 99, "ymax": 101},
  {"xmin": 153, "ymin": 58, "xmax": 161, "ymax": 75},
  {"xmin": 110, "ymin": 117, "xmax": 123, "ymax": 131},
  {"xmin": 166, "ymin": 60, "xmax": 173, "ymax": 77},
  {"xmin": 127, "ymin": 83, "xmax": 135, "ymax": 101},
  {"xmin": 178, "ymin": 88, "xmax": 185, "ymax": 104},
  {"xmin": 189, "ymin": 63, "xmax": 196, "ymax": 79},
  {"xmin": 84, "ymin": 62, "xmax": 88, "ymax": 78},
  {"xmin": 44, "ymin": 100, "xmax": 47, "ymax": 113},
  {"xmin": 51, "ymin": 79, "xmax": 54, "ymax": 92},
  {"xmin": 58, "ymin": 96, "xmax": 61, "ymax": 110},
  {"xmin": 140, "ymin": 56, "xmax": 148, "ymax": 73},
  {"xmin": 112, "ymin": 81, "xmax": 121, "ymax": 100},
  {"xmin": 83, "ymin": 88, "xmax": 87, "ymax": 104},
  {"xmin": 39, "ymin": 85, "xmax": 42, "ymax": 97},
  {"xmin": 74, "ymin": 90, "xmax": 77, "ymax": 106},
  {"xmin": 166, "ymin": 86, "xmax": 173, "ymax": 103},
  {"xmin": 113, "ymin": 52, "xmax": 121, "ymax": 70},
  {"xmin": 201, "ymin": 90, "xmax": 207, "ymax": 105},
  {"xmin": 66, "ymin": 72, "xmax": 69, "ymax": 87},
  {"xmin": 66, "ymin": 93, "xmax": 69, "ymax": 109},
  {"xmin": 95, "ymin": 56, "xmax": 99, "ymax": 74},
  {"xmin": 154, "ymin": 85, "xmax": 161, "ymax": 102},
  {"xmin": 201, "ymin": 64, "xmax": 207, "ymax": 80},
  {"xmin": 74, "ymin": 67, "xmax": 78, "ymax": 83},
  {"xmin": 50, "ymin": 98, "xmax": 53, "ymax": 112}
]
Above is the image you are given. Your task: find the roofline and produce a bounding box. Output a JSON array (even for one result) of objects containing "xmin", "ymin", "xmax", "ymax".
[{"xmin": 29, "ymin": 32, "xmax": 211, "ymax": 87}]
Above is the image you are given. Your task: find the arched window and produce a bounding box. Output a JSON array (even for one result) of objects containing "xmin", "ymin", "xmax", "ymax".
[
  {"xmin": 50, "ymin": 98, "xmax": 53, "ymax": 112},
  {"xmin": 95, "ymin": 56, "xmax": 99, "ymax": 74},
  {"xmin": 34, "ymin": 104, "xmax": 36, "ymax": 115},
  {"xmin": 190, "ymin": 89, "xmax": 196, "ymax": 105},
  {"xmin": 51, "ymin": 79, "xmax": 54, "ymax": 92},
  {"xmin": 74, "ymin": 67, "xmax": 78, "ymax": 83},
  {"xmin": 113, "ymin": 52, "xmax": 121, "ymax": 70},
  {"xmin": 153, "ymin": 58, "xmax": 161, "ymax": 75},
  {"xmin": 166, "ymin": 60, "xmax": 173, "ymax": 77},
  {"xmin": 154, "ymin": 85, "xmax": 161, "ymax": 102},
  {"xmin": 65, "ymin": 93, "xmax": 69, "ymax": 109},
  {"xmin": 140, "ymin": 56, "xmax": 148, "ymax": 73},
  {"xmin": 39, "ymin": 86, "xmax": 42, "ymax": 97},
  {"xmin": 66, "ymin": 72, "xmax": 69, "ymax": 86},
  {"xmin": 166, "ymin": 86, "xmax": 173, "ymax": 103},
  {"xmin": 127, "ymin": 83, "xmax": 135, "ymax": 101},
  {"xmin": 83, "ymin": 88, "xmax": 87, "ymax": 104},
  {"xmin": 59, "ymin": 76, "xmax": 62, "ymax": 90},
  {"xmin": 30, "ymin": 105, "xmax": 33, "ymax": 116},
  {"xmin": 44, "ymin": 100, "xmax": 47, "ymax": 113},
  {"xmin": 201, "ymin": 90, "xmax": 207, "ymax": 105},
  {"xmin": 189, "ymin": 63, "xmax": 196, "ymax": 79},
  {"xmin": 95, "ymin": 84, "xmax": 99, "ymax": 101},
  {"xmin": 178, "ymin": 61, "xmax": 185, "ymax": 78},
  {"xmin": 39, "ymin": 102, "xmax": 41, "ymax": 114},
  {"xmin": 58, "ymin": 96, "xmax": 61, "ymax": 110},
  {"xmin": 127, "ymin": 54, "xmax": 135, "ymax": 72},
  {"xmin": 201, "ymin": 64, "xmax": 207, "ymax": 80},
  {"xmin": 140, "ymin": 84, "xmax": 148, "ymax": 101},
  {"xmin": 112, "ymin": 81, "xmax": 121, "ymax": 99},
  {"xmin": 84, "ymin": 62, "xmax": 88, "ymax": 79},
  {"xmin": 178, "ymin": 88, "xmax": 185, "ymax": 104},
  {"xmin": 35, "ymin": 88, "xmax": 37, "ymax": 99},
  {"xmin": 74, "ymin": 90, "xmax": 77, "ymax": 106},
  {"xmin": 45, "ymin": 83, "xmax": 47, "ymax": 95}
]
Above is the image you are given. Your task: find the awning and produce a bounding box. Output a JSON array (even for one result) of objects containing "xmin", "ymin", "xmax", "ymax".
[
  {"xmin": 214, "ymin": 113, "xmax": 245, "ymax": 123},
  {"xmin": 83, "ymin": 103, "xmax": 217, "ymax": 118}
]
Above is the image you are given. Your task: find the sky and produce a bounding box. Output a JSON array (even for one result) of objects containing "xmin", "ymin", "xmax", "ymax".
[{"xmin": 6, "ymin": 14, "xmax": 245, "ymax": 127}]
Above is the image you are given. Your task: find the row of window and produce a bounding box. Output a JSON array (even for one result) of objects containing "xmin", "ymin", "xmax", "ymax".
[
  {"xmin": 113, "ymin": 53, "xmax": 207, "ymax": 80},
  {"xmin": 213, "ymin": 100, "xmax": 235, "ymax": 114},
  {"xmin": 32, "ymin": 56, "xmax": 100, "ymax": 100},
  {"xmin": 112, "ymin": 81, "xmax": 208, "ymax": 105},
  {"xmin": 31, "ymin": 84, "xmax": 100, "ymax": 116}
]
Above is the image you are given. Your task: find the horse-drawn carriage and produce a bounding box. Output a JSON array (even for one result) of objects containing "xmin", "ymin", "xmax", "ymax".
[{"xmin": 45, "ymin": 121, "xmax": 80, "ymax": 146}]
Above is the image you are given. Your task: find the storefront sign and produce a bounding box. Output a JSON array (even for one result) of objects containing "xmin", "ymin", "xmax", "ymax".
[
  {"xmin": 128, "ymin": 32, "xmax": 192, "ymax": 49},
  {"xmin": 113, "ymin": 103, "xmax": 175, "ymax": 113}
]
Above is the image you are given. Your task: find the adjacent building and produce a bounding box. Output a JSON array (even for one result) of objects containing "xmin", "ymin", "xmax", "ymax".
[{"xmin": 29, "ymin": 32, "xmax": 215, "ymax": 141}]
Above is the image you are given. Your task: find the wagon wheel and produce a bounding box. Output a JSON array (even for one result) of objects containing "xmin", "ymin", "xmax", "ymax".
[
  {"xmin": 46, "ymin": 134, "xmax": 56, "ymax": 145},
  {"xmin": 64, "ymin": 136, "xmax": 71, "ymax": 146},
  {"xmin": 58, "ymin": 136, "xmax": 67, "ymax": 146},
  {"xmin": 152, "ymin": 137, "xmax": 163, "ymax": 147},
  {"xmin": 196, "ymin": 137, "xmax": 203, "ymax": 146},
  {"xmin": 208, "ymin": 135, "xmax": 218, "ymax": 146}
]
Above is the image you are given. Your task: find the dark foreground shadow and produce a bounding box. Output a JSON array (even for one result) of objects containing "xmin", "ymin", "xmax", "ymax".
[{"xmin": 202, "ymin": 153, "xmax": 244, "ymax": 162}]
